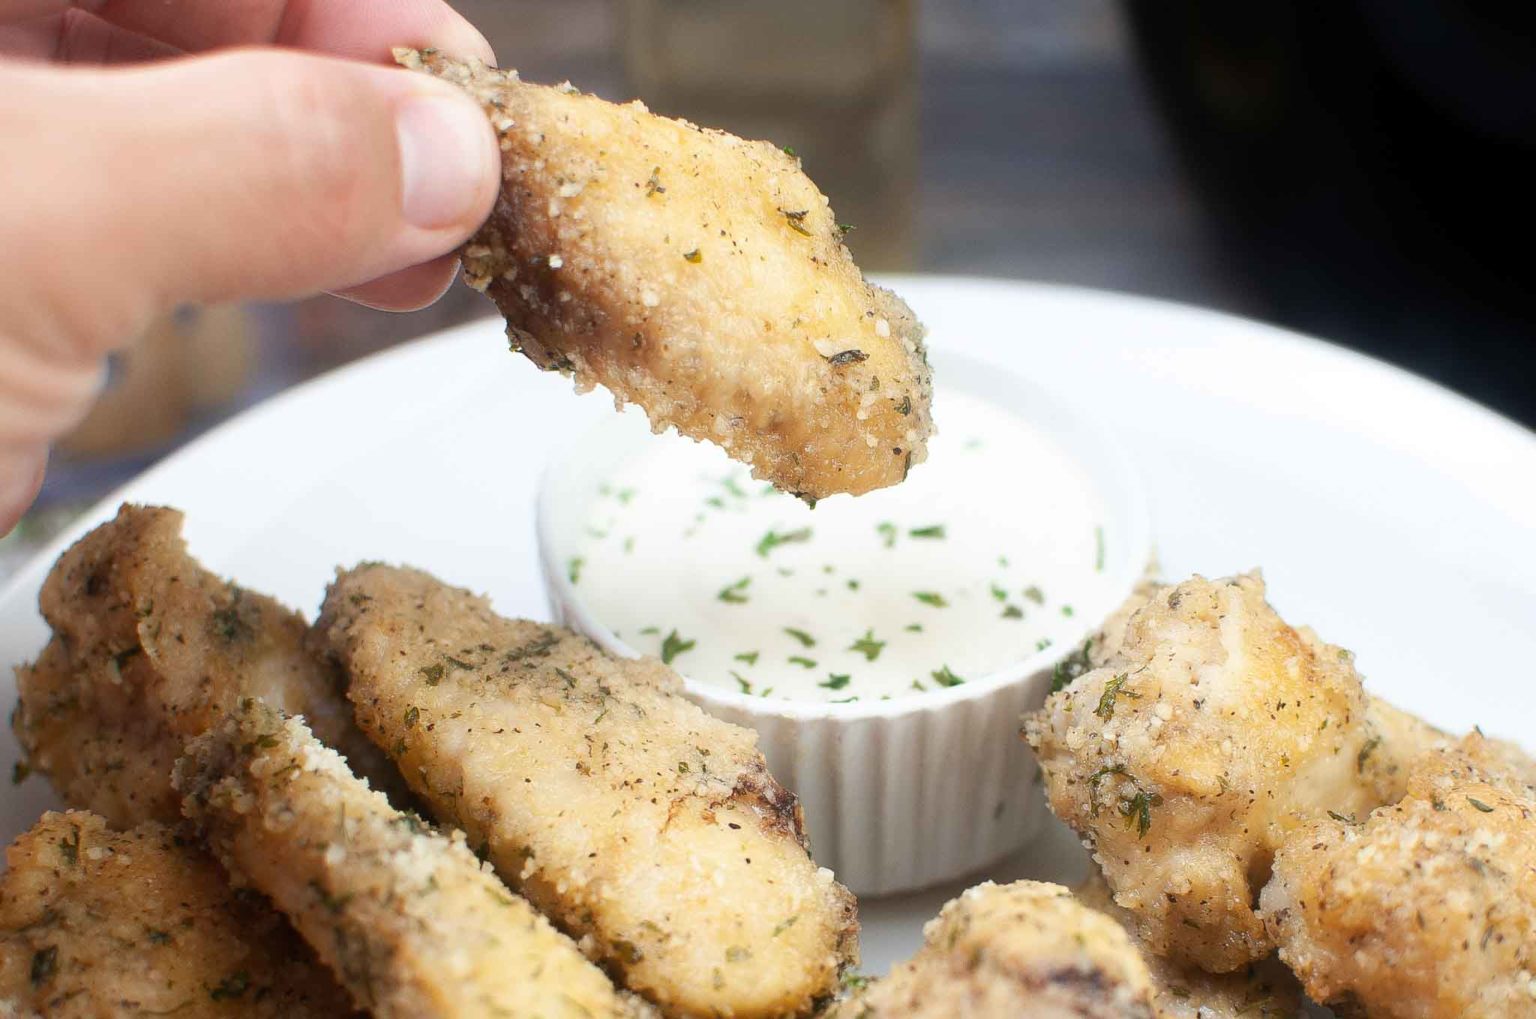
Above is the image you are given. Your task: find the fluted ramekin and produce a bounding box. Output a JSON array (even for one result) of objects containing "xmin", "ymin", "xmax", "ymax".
[{"xmin": 535, "ymin": 351, "xmax": 1149, "ymax": 895}]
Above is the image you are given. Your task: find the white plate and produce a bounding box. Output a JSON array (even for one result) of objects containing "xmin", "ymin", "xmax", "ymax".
[{"xmin": 2, "ymin": 275, "xmax": 1533, "ymax": 977}]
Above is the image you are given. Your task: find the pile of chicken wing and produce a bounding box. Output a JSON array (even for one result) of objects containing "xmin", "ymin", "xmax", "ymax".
[
  {"xmin": 4, "ymin": 505, "xmax": 855, "ymax": 1018},
  {"xmin": 3, "ymin": 514, "xmax": 1530, "ymax": 1018}
]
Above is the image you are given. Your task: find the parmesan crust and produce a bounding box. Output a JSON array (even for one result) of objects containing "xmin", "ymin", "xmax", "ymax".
[
  {"xmin": 1262, "ymin": 735, "xmax": 1536, "ymax": 1018},
  {"xmin": 0, "ymin": 810, "xmax": 354, "ymax": 1017},
  {"xmin": 311, "ymin": 563, "xmax": 858, "ymax": 1018},
  {"xmin": 1024, "ymin": 573, "xmax": 1401, "ymax": 971},
  {"xmin": 175, "ymin": 702, "xmax": 647, "ymax": 1019},
  {"xmin": 396, "ymin": 47, "xmax": 932, "ymax": 501},
  {"xmin": 1075, "ymin": 874, "xmax": 1302, "ymax": 1019},
  {"xmin": 828, "ymin": 881, "xmax": 1158, "ymax": 1018},
  {"xmin": 12, "ymin": 504, "xmax": 402, "ymax": 826}
]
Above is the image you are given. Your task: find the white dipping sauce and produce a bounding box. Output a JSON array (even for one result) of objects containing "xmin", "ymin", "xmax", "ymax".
[{"xmin": 571, "ymin": 389, "xmax": 1116, "ymax": 703}]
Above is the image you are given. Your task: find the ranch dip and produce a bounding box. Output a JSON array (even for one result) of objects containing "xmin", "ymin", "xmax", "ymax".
[{"xmin": 570, "ymin": 389, "xmax": 1115, "ymax": 703}]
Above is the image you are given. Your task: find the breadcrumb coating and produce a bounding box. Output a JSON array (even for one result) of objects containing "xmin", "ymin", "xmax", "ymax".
[
  {"xmin": 175, "ymin": 701, "xmax": 647, "ymax": 1019},
  {"xmin": 312, "ymin": 563, "xmax": 857, "ymax": 1018},
  {"xmin": 0, "ymin": 811, "xmax": 353, "ymax": 1017},
  {"xmin": 828, "ymin": 881, "xmax": 1158, "ymax": 1018},
  {"xmin": 1262, "ymin": 734, "xmax": 1536, "ymax": 1018},
  {"xmin": 396, "ymin": 47, "xmax": 932, "ymax": 501},
  {"xmin": 1024, "ymin": 572, "xmax": 1402, "ymax": 972},
  {"xmin": 12, "ymin": 504, "xmax": 400, "ymax": 826}
]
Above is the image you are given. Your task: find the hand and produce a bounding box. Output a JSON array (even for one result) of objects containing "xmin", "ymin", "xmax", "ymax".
[{"xmin": 0, "ymin": 1, "xmax": 502, "ymax": 531}]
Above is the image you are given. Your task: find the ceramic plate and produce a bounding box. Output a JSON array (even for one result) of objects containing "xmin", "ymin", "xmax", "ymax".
[{"xmin": 2, "ymin": 275, "xmax": 1532, "ymax": 975}]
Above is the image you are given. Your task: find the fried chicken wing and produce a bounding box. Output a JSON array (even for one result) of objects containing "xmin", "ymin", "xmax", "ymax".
[
  {"xmin": 1075, "ymin": 874, "xmax": 1302, "ymax": 1019},
  {"xmin": 175, "ymin": 701, "xmax": 646, "ymax": 1019},
  {"xmin": 312, "ymin": 563, "xmax": 857, "ymax": 1018},
  {"xmin": 1261, "ymin": 734, "xmax": 1536, "ymax": 1018},
  {"xmin": 397, "ymin": 48, "xmax": 932, "ymax": 501},
  {"xmin": 0, "ymin": 810, "xmax": 353, "ymax": 1018},
  {"xmin": 1024, "ymin": 572, "xmax": 1399, "ymax": 972},
  {"xmin": 829, "ymin": 881, "xmax": 1158, "ymax": 1018},
  {"xmin": 12, "ymin": 504, "xmax": 400, "ymax": 826}
]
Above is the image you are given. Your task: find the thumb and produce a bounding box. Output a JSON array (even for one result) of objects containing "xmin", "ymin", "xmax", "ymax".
[{"xmin": 0, "ymin": 48, "xmax": 499, "ymax": 357}]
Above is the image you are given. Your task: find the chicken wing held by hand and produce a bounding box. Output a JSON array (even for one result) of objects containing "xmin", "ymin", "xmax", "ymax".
[{"xmin": 397, "ymin": 47, "xmax": 932, "ymax": 501}]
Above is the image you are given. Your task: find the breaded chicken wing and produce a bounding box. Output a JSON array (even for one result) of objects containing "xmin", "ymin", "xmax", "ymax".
[
  {"xmin": 0, "ymin": 810, "xmax": 353, "ymax": 1017},
  {"xmin": 1024, "ymin": 573, "xmax": 1399, "ymax": 972},
  {"xmin": 829, "ymin": 881, "xmax": 1158, "ymax": 1018},
  {"xmin": 312, "ymin": 563, "xmax": 857, "ymax": 1018},
  {"xmin": 397, "ymin": 48, "xmax": 932, "ymax": 501},
  {"xmin": 12, "ymin": 504, "xmax": 400, "ymax": 826},
  {"xmin": 1261, "ymin": 734, "xmax": 1536, "ymax": 1018},
  {"xmin": 1075, "ymin": 874, "xmax": 1302, "ymax": 1019},
  {"xmin": 175, "ymin": 701, "xmax": 647, "ymax": 1019}
]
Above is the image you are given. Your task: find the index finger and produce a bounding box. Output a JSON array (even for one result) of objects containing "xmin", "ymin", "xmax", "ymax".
[{"xmin": 11, "ymin": 0, "xmax": 494, "ymax": 63}]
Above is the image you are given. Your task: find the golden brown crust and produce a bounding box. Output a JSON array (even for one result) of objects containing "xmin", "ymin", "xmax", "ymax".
[
  {"xmin": 1074, "ymin": 874, "xmax": 1302, "ymax": 1019},
  {"xmin": 175, "ymin": 701, "xmax": 647, "ymax": 1019},
  {"xmin": 312, "ymin": 563, "xmax": 858, "ymax": 1018},
  {"xmin": 1262, "ymin": 735, "xmax": 1536, "ymax": 1018},
  {"xmin": 397, "ymin": 47, "xmax": 932, "ymax": 501},
  {"xmin": 12, "ymin": 504, "xmax": 403, "ymax": 825},
  {"xmin": 829, "ymin": 881, "xmax": 1158, "ymax": 1018},
  {"xmin": 0, "ymin": 810, "xmax": 354, "ymax": 1018},
  {"xmin": 1024, "ymin": 573, "xmax": 1397, "ymax": 972}
]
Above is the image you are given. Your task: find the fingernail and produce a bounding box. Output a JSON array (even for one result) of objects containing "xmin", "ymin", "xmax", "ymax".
[{"xmin": 396, "ymin": 93, "xmax": 494, "ymax": 230}]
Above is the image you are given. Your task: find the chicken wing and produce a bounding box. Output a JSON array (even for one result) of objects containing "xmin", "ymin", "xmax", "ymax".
[
  {"xmin": 1075, "ymin": 874, "xmax": 1302, "ymax": 1019},
  {"xmin": 312, "ymin": 563, "xmax": 858, "ymax": 1018},
  {"xmin": 1261, "ymin": 734, "xmax": 1536, "ymax": 1018},
  {"xmin": 175, "ymin": 700, "xmax": 647, "ymax": 1019},
  {"xmin": 397, "ymin": 47, "xmax": 932, "ymax": 501},
  {"xmin": 1024, "ymin": 572, "xmax": 1401, "ymax": 971},
  {"xmin": 828, "ymin": 880, "xmax": 1158, "ymax": 1018},
  {"xmin": 12, "ymin": 504, "xmax": 401, "ymax": 826},
  {"xmin": 0, "ymin": 810, "xmax": 354, "ymax": 1017}
]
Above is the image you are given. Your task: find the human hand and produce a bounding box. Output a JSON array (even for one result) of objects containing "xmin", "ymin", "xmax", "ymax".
[{"xmin": 0, "ymin": 1, "xmax": 502, "ymax": 530}]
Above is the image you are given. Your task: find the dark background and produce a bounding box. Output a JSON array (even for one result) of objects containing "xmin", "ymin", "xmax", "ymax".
[{"xmin": 11, "ymin": 0, "xmax": 1533, "ymax": 566}]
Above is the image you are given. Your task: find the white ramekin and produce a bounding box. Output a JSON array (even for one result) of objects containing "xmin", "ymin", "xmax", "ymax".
[{"xmin": 535, "ymin": 350, "xmax": 1149, "ymax": 896}]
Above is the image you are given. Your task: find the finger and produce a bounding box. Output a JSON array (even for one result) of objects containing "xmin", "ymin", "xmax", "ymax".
[
  {"xmin": 0, "ymin": 49, "xmax": 499, "ymax": 361},
  {"xmin": 12, "ymin": 0, "xmax": 494, "ymax": 63},
  {"xmin": 331, "ymin": 253, "xmax": 461, "ymax": 312},
  {"xmin": 0, "ymin": 446, "xmax": 48, "ymax": 538}
]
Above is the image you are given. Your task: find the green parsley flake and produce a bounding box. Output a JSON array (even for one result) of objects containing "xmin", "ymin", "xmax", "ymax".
[
  {"xmin": 732, "ymin": 672, "xmax": 753, "ymax": 695},
  {"xmin": 1001, "ymin": 605, "xmax": 1024, "ymax": 619},
  {"xmin": 913, "ymin": 591, "xmax": 948, "ymax": 608},
  {"xmin": 1094, "ymin": 674, "xmax": 1138, "ymax": 720},
  {"xmin": 931, "ymin": 665, "xmax": 965, "ymax": 688},
  {"xmin": 660, "ymin": 630, "xmax": 696, "ymax": 665},
  {"xmin": 757, "ymin": 527, "xmax": 812, "ymax": 557},
  {"xmin": 734, "ymin": 651, "xmax": 760, "ymax": 665},
  {"xmin": 819, "ymin": 674, "xmax": 851, "ymax": 691},
  {"xmin": 876, "ymin": 521, "xmax": 898, "ymax": 548},
  {"xmin": 788, "ymin": 656, "xmax": 817, "ymax": 669},
  {"xmin": 567, "ymin": 557, "xmax": 584, "ymax": 584},
  {"xmin": 990, "ymin": 583, "xmax": 1008, "ymax": 602},
  {"xmin": 783, "ymin": 627, "xmax": 816, "ymax": 647},
  {"xmin": 909, "ymin": 524, "xmax": 946, "ymax": 539},
  {"xmin": 906, "ymin": 623, "xmax": 924, "ymax": 633},
  {"xmin": 1024, "ymin": 585, "xmax": 1045, "ymax": 605},
  {"xmin": 849, "ymin": 629, "xmax": 885, "ymax": 661},
  {"xmin": 717, "ymin": 577, "xmax": 751, "ymax": 604}
]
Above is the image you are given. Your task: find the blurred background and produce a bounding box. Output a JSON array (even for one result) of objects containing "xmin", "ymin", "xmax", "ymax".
[{"xmin": 9, "ymin": 0, "xmax": 1535, "ymax": 567}]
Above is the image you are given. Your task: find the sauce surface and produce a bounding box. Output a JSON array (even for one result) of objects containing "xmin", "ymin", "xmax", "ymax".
[{"xmin": 571, "ymin": 390, "xmax": 1116, "ymax": 703}]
